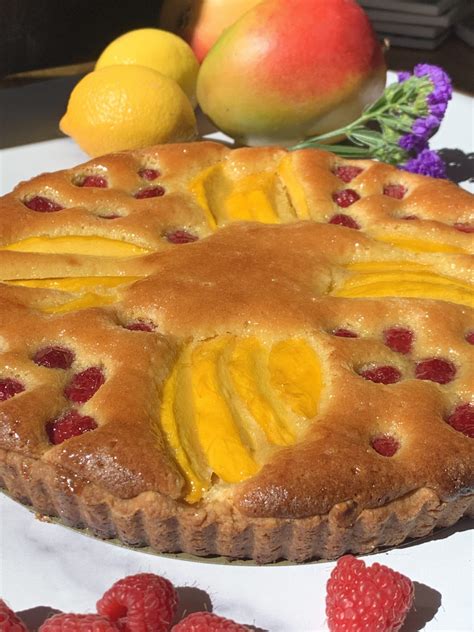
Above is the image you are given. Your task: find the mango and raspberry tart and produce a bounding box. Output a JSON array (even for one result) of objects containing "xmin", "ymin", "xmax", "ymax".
[{"xmin": 0, "ymin": 141, "xmax": 472, "ymax": 563}]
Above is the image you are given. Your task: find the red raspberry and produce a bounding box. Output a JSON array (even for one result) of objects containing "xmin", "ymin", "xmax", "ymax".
[
  {"xmin": 333, "ymin": 166, "xmax": 363, "ymax": 183},
  {"xmin": 34, "ymin": 345, "xmax": 74, "ymax": 369},
  {"xmin": 383, "ymin": 327, "xmax": 414, "ymax": 355},
  {"xmin": 359, "ymin": 365, "xmax": 401, "ymax": 384},
  {"xmin": 328, "ymin": 214, "xmax": 360, "ymax": 230},
  {"xmin": 46, "ymin": 410, "xmax": 97, "ymax": 445},
  {"xmin": 0, "ymin": 378, "xmax": 25, "ymax": 401},
  {"xmin": 0, "ymin": 599, "xmax": 28, "ymax": 631},
  {"xmin": 134, "ymin": 186, "xmax": 165, "ymax": 199},
  {"xmin": 415, "ymin": 358, "xmax": 456, "ymax": 385},
  {"xmin": 454, "ymin": 222, "xmax": 474, "ymax": 233},
  {"xmin": 326, "ymin": 555, "xmax": 414, "ymax": 632},
  {"xmin": 39, "ymin": 613, "xmax": 119, "ymax": 631},
  {"xmin": 466, "ymin": 331, "xmax": 474, "ymax": 345},
  {"xmin": 446, "ymin": 403, "xmax": 474, "ymax": 438},
  {"xmin": 165, "ymin": 230, "xmax": 199, "ymax": 244},
  {"xmin": 138, "ymin": 168, "xmax": 160, "ymax": 181},
  {"xmin": 65, "ymin": 367, "xmax": 105, "ymax": 404},
  {"xmin": 97, "ymin": 573, "xmax": 178, "ymax": 632},
  {"xmin": 124, "ymin": 321, "xmax": 155, "ymax": 332},
  {"xmin": 371, "ymin": 435, "xmax": 400, "ymax": 457},
  {"xmin": 332, "ymin": 189, "xmax": 360, "ymax": 208},
  {"xmin": 23, "ymin": 195, "xmax": 64, "ymax": 212},
  {"xmin": 383, "ymin": 184, "xmax": 406, "ymax": 199},
  {"xmin": 332, "ymin": 328, "xmax": 358, "ymax": 338},
  {"xmin": 171, "ymin": 612, "xmax": 248, "ymax": 631},
  {"xmin": 79, "ymin": 175, "xmax": 108, "ymax": 188}
]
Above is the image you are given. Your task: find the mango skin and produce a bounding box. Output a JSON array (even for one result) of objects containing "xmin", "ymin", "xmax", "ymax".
[
  {"xmin": 197, "ymin": 0, "xmax": 386, "ymax": 146},
  {"xmin": 160, "ymin": 0, "xmax": 261, "ymax": 62}
]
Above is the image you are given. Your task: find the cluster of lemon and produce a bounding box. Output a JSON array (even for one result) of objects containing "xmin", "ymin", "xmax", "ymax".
[{"xmin": 60, "ymin": 29, "xmax": 200, "ymax": 156}]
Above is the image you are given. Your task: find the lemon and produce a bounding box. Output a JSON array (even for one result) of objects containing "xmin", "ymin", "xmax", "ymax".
[
  {"xmin": 95, "ymin": 28, "xmax": 199, "ymax": 103},
  {"xmin": 60, "ymin": 65, "xmax": 197, "ymax": 157}
]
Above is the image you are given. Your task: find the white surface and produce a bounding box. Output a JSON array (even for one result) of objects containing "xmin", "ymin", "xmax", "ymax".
[{"xmin": 0, "ymin": 86, "xmax": 473, "ymax": 631}]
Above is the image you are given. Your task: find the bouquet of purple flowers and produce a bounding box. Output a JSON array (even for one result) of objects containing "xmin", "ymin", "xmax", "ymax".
[{"xmin": 290, "ymin": 64, "xmax": 452, "ymax": 179}]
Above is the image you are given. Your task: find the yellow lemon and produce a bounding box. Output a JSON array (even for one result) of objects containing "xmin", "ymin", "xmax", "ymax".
[
  {"xmin": 60, "ymin": 65, "xmax": 197, "ymax": 157},
  {"xmin": 95, "ymin": 28, "xmax": 199, "ymax": 103}
]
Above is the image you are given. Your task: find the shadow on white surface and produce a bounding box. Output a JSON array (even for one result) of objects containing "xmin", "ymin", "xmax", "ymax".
[{"xmin": 401, "ymin": 582, "xmax": 442, "ymax": 632}]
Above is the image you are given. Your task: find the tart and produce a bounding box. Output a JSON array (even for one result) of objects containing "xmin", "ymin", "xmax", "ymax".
[{"xmin": 0, "ymin": 141, "xmax": 472, "ymax": 563}]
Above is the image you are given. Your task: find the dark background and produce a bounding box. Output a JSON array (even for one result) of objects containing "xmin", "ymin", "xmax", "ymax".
[{"xmin": 0, "ymin": 0, "xmax": 472, "ymax": 149}]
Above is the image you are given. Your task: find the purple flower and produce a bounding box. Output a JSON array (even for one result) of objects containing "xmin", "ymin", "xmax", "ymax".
[
  {"xmin": 398, "ymin": 115, "xmax": 440, "ymax": 152},
  {"xmin": 402, "ymin": 149, "xmax": 447, "ymax": 179},
  {"xmin": 397, "ymin": 71, "xmax": 411, "ymax": 82},
  {"xmin": 413, "ymin": 64, "xmax": 453, "ymax": 118}
]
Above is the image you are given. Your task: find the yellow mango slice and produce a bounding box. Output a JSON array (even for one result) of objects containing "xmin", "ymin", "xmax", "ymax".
[
  {"xmin": 227, "ymin": 337, "xmax": 294, "ymax": 446},
  {"xmin": 4, "ymin": 236, "xmax": 150, "ymax": 256},
  {"xmin": 188, "ymin": 165, "xmax": 220, "ymax": 229},
  {"xmin": 334, "ymin": 268, "xmax": 473, "ymax": 306},
  {"xmin": 8, "ymin": 276, "xmax": 139, "ymax": 291},
  {"xmin": 277, "ymin": 155, "xmax": 310, "ymax": 219},
  {"xmin": 160, "ymin": 351, "xmax": 210, "ymax": 503},
  {"xmin": 269, "ymin": 339, "xmax": 321, "ymax": 419},
  {"xmin": 191, "ymin": 337, "xmax": 258, "ymax": 483},
  {"xmin": 43, "ymin": 292, "xmax": 118, "ymax": 313},
  {"xmin": 376, "ymin": 235, "xmax": 466, "ymax": 254},
  {"xmin": 224, "ymin": 173, "xmax": 280, "ymax": 223}
]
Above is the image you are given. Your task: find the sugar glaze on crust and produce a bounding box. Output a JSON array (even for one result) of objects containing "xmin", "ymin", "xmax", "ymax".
[{"xmin": 0, "ymin": 142, "xmax": 472, "ymax": 562}]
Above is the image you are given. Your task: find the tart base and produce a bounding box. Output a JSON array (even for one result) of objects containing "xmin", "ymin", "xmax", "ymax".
[{"xmin": 2, "ymin": 448, "xmax": 472, "ymax": 564}]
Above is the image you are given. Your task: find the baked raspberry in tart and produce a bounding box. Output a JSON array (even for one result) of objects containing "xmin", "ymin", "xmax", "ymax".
[{"xmin": 0, "ymin": 142, "xmax": 472, "ymax": 563}]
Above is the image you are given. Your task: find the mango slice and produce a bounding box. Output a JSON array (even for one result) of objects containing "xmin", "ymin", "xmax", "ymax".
[
  {"xmin": 334, "ymin": 262, "xmax": 473, "ymax": 306},
  {"xmin": 159, "ymin": 335, "xmax": 323, "ymax": 503},
  {"xmin": 269, "ymin": 339, "xmax": 321, "ymax": 419},
  {"xmin": 4, "ymin": 236, "xmax": 150, "ymax": 257},
  {"xmin": 376, "ymin": 235, "xmax": 466, "ymax": 254}
]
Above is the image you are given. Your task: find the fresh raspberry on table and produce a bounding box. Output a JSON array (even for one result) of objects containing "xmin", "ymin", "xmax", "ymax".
[
  {"xmin": 38, "ymin": 613, "xmax": 119, "ymax": 631},
  {"xmin": 96, "ymin": 573, "xmax": 178, "ymax": 632},
  {"xmin": 0, "ymin": 599, "xmax": 28, "ymax": 631},
  {"xmin": 326, "ymin": 555, "xmax": 414, "ymax": 632},
  {"xmin": 171, "ymin": 611, "xmax": 249, "ymax": 631}
]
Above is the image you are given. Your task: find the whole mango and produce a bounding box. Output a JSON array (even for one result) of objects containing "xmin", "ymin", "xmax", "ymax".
[
  {"xmin": 160, "ymin": 0, "xmax": 261, "ymax": 62},
  {"xmin": 197, "ymin": 0, "xmax": 386, "ymax": 146}
]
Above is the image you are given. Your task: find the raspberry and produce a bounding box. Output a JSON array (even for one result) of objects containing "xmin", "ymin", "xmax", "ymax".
[
  {"xmin": 371, "ymin": 435, "xmax": 400, "ymax": 456},
  {"xmin": 332, "ymin": 189, "xmax": 360, "ymax": 208},
  {"xmin": 401, "ymin": 215, "xmax": 418, "ymax": 220},
  {"xmin": 134, "ymin": 186, "xmax": 165, "ymax": 199},
  {"xmin": 466, "ymin": 331, "xmax": 474, "ymax": 345},
  {"xmin": 34, "ymin": 346, "xmax": 74, "ymax": 369},
  {"xmin": 79, "ymin": 175, "xmax": 108, "ymax": 188},
  {"xmin": 125, "ymin": 321, "xmax": 155, "ymax": 332},
  {"xmin": 0, "ymin": 599, "xmax": 28, "ymax": 631},
  {"xmin": 99, "ymin": 214, "xmax": 121, "ymax": 220},
  {"xmin": 165, "ymin": 230, "xmax": 199, "ymax": 244},
  {"xmin": 326, "ymin": 555, "xmax": 414, "ymax": 632},
  {"xmin": 383, "ymin": 327, "xmax": 414, "ymax": 355},
  {"xmin": 333, "ymin": 166, "xmax": 363, "ymax": 183},
  {"xmin": 383, "ymin": 184, "xmax": 406, "ymax": 199},
  {"xmin": 360, "ymin": 365, "xmax": 401, "ymax": 384},
  {"xmin": 39, "ymin": 613, "xmax": 119, "ymax": 632},
  {"xmin": 328, "ymin": 214, "xmax": 360, "ymax": 230},
  {"xmin": 138, "ymin": 168, "xmax": 160, "ymax": 181},
  {"xmin": 171, "ymin": 612, "xmax": 249, "ymax": 631},
  {"xmin": 446, "ymin": 403, "xmax": 474, "ymax": 438},
  {"xmin": 65, "ymin": 367, "xmax": 105, "ymax": 403},
  {"xmin": 415, "ymin": 358, "xmax": 456, "ymax": 385},
  {"xmin": 0, "ymin": 377, "xmax": 24, "ymax": 401},
  {"xmin": 454, "ymin": 222, "xmax": 474, "ymax": 233},
  {"xmin": 332, "ymin": 328, "xmax": 358, "ymax": 338},
  {"xmin": 46, "ymin": 410, "xmax": 97, "ymax": 445},
  {"xmin": 97, "ymin": 572, "xmax": 178, "ymax": 632},
  {"xmin": 23, "ymin": 196, "xmax": 63, "ymax": 212}
]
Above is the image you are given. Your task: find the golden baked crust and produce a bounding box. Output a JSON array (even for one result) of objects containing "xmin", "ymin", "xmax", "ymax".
[{"xmin": 0, "ymin": 141, "xmax": 472, "ymax": 562}]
